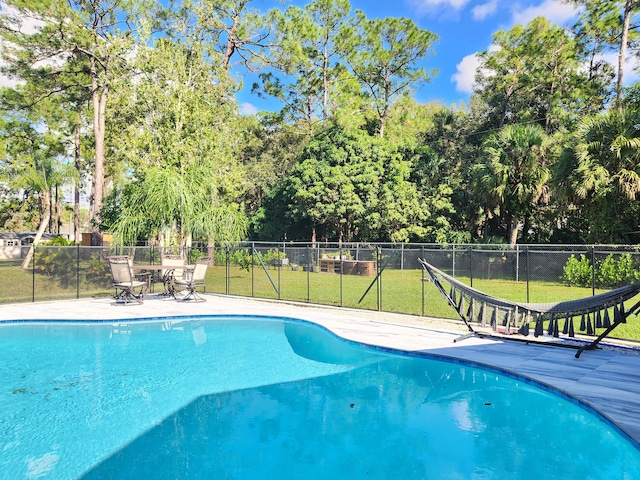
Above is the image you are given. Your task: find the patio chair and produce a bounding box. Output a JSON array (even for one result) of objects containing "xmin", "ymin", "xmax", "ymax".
[
  {"xmin": 160, "ymin": 254, "xmax": 186, "ymax": 296},
  {"xmin": 172, "ymin": 257, "xmax": 211, "ymax": 302},
  {"xmin": 108, "ymin": 256, "xmax": 147, "ymax": 305},
  {"xmin": 127, "ymin": 255, "xmax": 153, "ymax": 288}
]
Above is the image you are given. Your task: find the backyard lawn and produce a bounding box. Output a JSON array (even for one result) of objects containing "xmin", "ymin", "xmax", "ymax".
[
  {"xmin": 1, "ymin": 259, "xmax": 639, "ymax": 343},
  {"xmin": 205, "ymin": 264, "xmax": 640, "ymax": 343}
]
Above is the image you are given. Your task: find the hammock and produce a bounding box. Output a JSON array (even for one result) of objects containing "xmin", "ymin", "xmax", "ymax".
[{"xmin": 418, "ymin": 258, "xmax": 640, "ymax": 357}]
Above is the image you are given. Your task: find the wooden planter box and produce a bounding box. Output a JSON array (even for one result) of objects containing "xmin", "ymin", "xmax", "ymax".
[
  {"xmin": 319, "ymin": 258, "xmax": 342, "ymax": 273},
  {"xmin": 317, "ymin": 259, "xmax": 375, "ymax": 275},
  {"xmin": 342, "ymin": 260, "xmax": 357, "ymax": 275},
  {"xmin": 357, "ymin": 261, "xmax": 375, "ymax": 276}
]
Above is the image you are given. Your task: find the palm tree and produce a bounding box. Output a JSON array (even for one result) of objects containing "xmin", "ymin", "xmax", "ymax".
[
  {"xmin": 573, "ymin": 109, "xmax": 640, "ymax": 200},
  {"xmin": 474, "ymin": 124, "xmax": 550, "ymax": 247},
  {"xmin": 108, "ymin": 163, "xmax": 248, "ymax": 249},
  {"xmin": 0, "ymin": 120, "xmax": 77, "ymax": 234},
  {"xmin": 557, "ymin": 109, "xmax": 640, "ymax": 242}
]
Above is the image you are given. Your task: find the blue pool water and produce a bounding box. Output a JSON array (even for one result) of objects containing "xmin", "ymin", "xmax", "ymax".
[{"xmin": 1, "ymin": 316, "xmax": 639, "ymax": 479}]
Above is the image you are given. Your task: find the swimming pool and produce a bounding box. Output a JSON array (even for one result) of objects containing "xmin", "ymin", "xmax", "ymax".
[{"xmin": 1, "ymin": 316, "xmax": 639, "ymax": 479}]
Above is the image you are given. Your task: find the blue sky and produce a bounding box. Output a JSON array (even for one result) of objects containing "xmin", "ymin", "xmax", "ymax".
[{"xmin": 237, "ymin": 0, "xmax": 585, "ymax": 114}]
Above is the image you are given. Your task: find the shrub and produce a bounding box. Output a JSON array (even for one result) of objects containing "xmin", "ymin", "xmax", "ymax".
[
  {"xmin": 263, "ymin": 248, "xmax": 286, "ymax": 264},
  {"xmin": 44, "ymin": 237, "xmax": 77, "ymax": 246},
  {"xmin": 561, "ymin": 254, "xmax": 592, "ymax": 287},
  {"xmin": 619, "ymin": 254, "xmax": 640, "ymax": 284},
  {"xmin": 189, "ymin": 249, "xmax": 205, "ymax": 263},
  {"xmin": 86, "ymin": 253, "xmax": 109, "ymax": 284},
  {"xmin": 213, "ymin": 248, "xmax": 251, "ymax": 272},
  {"xmin": 597, "ymin": 254, "xmax": 640, "ymax": 288},
  {"xmin": 562, "ymin": 253, "xmax": 640, "ymax": 288},
  {"xmin": 34, "ymin": 248, "xmax": 77, "ymax": 287}
]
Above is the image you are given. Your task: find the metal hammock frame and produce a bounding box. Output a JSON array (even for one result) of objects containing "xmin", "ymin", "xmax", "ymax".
[{"xmin": 418, "ymin": 258, "xmax": 640, "ymax": 357}]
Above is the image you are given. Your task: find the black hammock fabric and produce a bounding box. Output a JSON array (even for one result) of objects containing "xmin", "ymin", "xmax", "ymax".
[{"xmin": 418, "ymin": 259, "xmax": 640, "ymax": 338}]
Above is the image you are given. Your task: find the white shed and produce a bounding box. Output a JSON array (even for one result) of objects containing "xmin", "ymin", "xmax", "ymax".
[{"xmin": 0, "ymin": 232, "xmax": 60, "ymax": 259}]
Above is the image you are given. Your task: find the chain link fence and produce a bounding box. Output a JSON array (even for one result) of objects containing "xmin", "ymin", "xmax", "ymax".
[{"xmin": 2, "ymin": 242, "xmax": 640, "ymax": 338}]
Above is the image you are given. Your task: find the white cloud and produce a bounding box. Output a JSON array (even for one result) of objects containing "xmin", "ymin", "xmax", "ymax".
[
  {"xmin": 472, "ymin": 0, "xmax": 498, "ymax": 21},
  {"xmin": 0, "ymin": 72, "xmax": 20, "ymax": 88},
  {"xmin": 0, "ymin": 2, "xmax": 45, "ymax": 88},
  {"xmin": 511, "ymin": 0, "xmax": 579, "ymax": 26},
  {"xmin": 0, "ymin": 2, "xmax": 44, "ymax": 34},
  {"xmin": 451, "ymin": 53, "xmax": 481, "ymax": 93},
  {"xmin": 240, "ymin": 102, "xmax": 258, "ymax": 115},
  {"xmin": 406, "ymin": 0, "xmax": 471, "ymax": 15},
  {"xmin": 599, "ymin": 51, "xmax": 640, "ymax": 86},
  {"xmin": 451, "ymin": 44, "xmax": 500, "ymax": 93}
]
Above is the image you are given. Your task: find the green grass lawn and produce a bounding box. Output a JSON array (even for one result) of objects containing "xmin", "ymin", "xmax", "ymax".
[
  {"xmin": 205, "ymin": 265, "xmax": 640, "ymax": 343},
  {"xmin": 1, "ymin": 259, "xmax": 639, "ymax": 343},
  {"xmin": 0, "ymin": 260, "xmax": 113, "ymax": 303}
]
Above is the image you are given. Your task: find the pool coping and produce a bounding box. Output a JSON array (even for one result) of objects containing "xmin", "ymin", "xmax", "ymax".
[{"xmin": 2, "ymin": 293, "xmax": 640, "ymax": 445}]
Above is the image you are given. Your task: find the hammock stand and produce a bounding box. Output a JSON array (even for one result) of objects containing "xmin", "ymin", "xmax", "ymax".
[{"xmin": 418, "ymin": 258, "xmax": 640, "ymax": 358}]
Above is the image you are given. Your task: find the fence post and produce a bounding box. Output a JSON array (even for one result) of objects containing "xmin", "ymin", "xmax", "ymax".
[
  {"xmin": 421, "ymin": 245, "xmax": 425, "ymax": 317},
  {"xmin": 224, "ymin": 245, "xmax": 229, "ymax": 295},
  {"xmin": 526, "ymin": 245, "xmax": 530, "ymax": 303},
  {"xmin": 29, "ymin": 245, "xmax": 36, "ymax": 302},
  {"xmin": 76, "ymin": 244, "xmax": 80, "ymax": 299},
  {"xmin": 377, "ymin": 247, "xmax": 382, "ymax": 311},
  {"xmin": 306, "ymin": 244, "xmax": 310, "ymax": 303},
  {"xmin": 277, "ymin": 244, "xmax": 281, "ymax": 300},
  {"xmin": 452, "ymin": 244, "xmax": 456, "ymax": 276},
  {"xmin": 339, "ymin": 246, "xmax": 343, "ymax": 307},
  {"xmin": 469, "ymin": 246, "xmax": 473, "ymax": 288},
  {"xmin": 591, "ymin": 245, "xmax": 596, "ymax": 296},
  {"xmin": 250, "ymin": 243, "xmax": 254, "ymax": 297}
]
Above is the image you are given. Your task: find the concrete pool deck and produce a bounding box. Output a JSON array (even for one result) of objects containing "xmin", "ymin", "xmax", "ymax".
[{"xmin": 2, "ymin": 293, "xmax": 640, "ymax": 445}]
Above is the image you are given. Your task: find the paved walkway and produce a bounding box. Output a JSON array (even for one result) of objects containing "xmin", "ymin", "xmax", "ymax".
[{"xmin": 2, "ymin": 293, "xmax": 640, "ymax": 444}]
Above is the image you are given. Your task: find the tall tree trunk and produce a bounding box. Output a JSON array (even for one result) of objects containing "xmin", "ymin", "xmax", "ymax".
[
  {"xmin": 322, "ymin": 33, "xmax": 329, "ymax": 121},
  {"xmin": 508, "ymin": 218, "xmax": 520, "ymax": 248},
  {"xmin": 500, "ymin": 87, "xmax": 514, "ymax": 129},
  {"xmin": 617, "ymin": 0, "xmax": 636, "ymax": 109},
  {"xmin": 90, "ymin": 56, "xmax": 108, "ymax": 231},
  {"xmin": 54, "ymin": 185, "xmax": 60, "ymax": 234},
  {"xmin": 223, "ymin": 11, "xmax": 239, "ymax": 69},
  {"xmin": 545, "ymin": 80, "xmax": 555, "ymax": 134},
  {"xmin": 306, "ymin": 97, "xmax": 314, "ymax": 137},
  {"xmin": 21, "ymin": 213, "xmax": 50, "ymax": 269},
  {"xmin": 379, "ymin": 80, "xmax": 390, "ymax": 137},
  {"xmin": 48, "ymin": 188, "xmax": 53, "ymax": 232},
  {"xmin": 40, "ymin": 189, "xmax": 51, "ymax": 234},
  {"xmin": 545, "ymin": 55, "xmax": 559, "ymax": 134},
  {"xmin": 74, "ymin": 122, "xmax": 81, "ymax": 243}
]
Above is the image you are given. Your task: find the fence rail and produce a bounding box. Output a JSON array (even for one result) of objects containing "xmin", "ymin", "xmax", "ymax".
[{"xmin": 2, "ymin": 242, "xmax": 639, "ymax": 341}]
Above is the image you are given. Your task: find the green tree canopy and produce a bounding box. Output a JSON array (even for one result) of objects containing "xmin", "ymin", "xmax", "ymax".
[
  {"xmin": 475, "ymin": 17, "xmax": 609, "ymax": 133},
  {"xmin": 555, "ymin": 109, "xmax": 640, "ymax": 242},
  {"xmin": 0, "ymin": 0, "xmax": 155, "ymax": 227},
  {"xmin": 102, "ymin": 36, "xmax": 247, "ymax": 246},
  {"xmin": 258, "ymin": 125, "xmax": 454, "ymax": 243},
  {"xmin": 339, "ymin": 11, "xmax": 438, "ymax": 138},
  {"xmin": 474, "ymin": 124, "xmax": 550, "ymax": 246}
]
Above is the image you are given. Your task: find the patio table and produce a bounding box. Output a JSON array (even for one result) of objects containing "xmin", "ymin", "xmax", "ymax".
[{"xmin": 132, "ymin": 264, "xmax": 194, "ymax": 296}]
